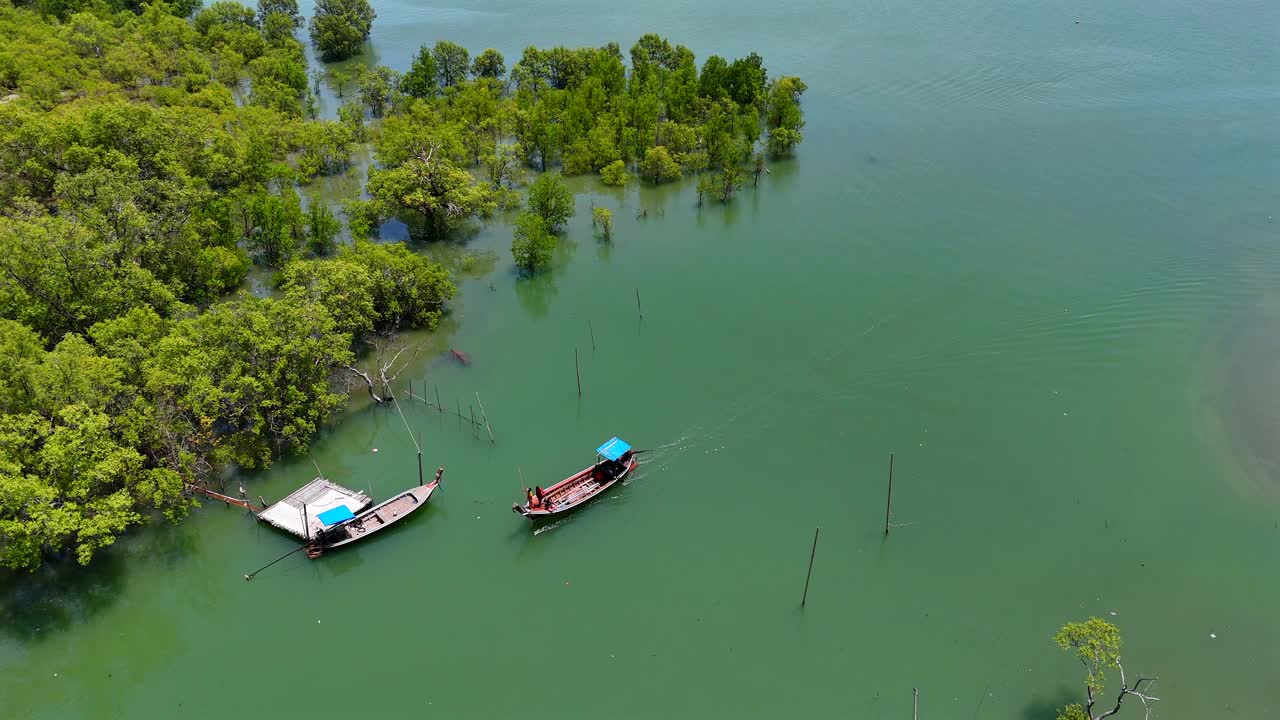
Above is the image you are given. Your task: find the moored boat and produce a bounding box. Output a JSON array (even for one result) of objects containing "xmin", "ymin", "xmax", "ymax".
[
  {"xmin": 305, "ymin": 467, "xmax": 443, "ymax": 557},
  {"xmin": 512, "ymin": 437, "xmax": 636, "ymax": 521}
]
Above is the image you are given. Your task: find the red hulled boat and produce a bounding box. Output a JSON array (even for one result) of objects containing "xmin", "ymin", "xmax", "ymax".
[{"xmin": 512, "ymin": 437, "xmax": 636, "ymax": 521}]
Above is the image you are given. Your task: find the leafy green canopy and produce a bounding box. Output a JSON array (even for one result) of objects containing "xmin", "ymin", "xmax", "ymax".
[
  {"xmin": 510, "ymin": 212, "xmax": 555, "ymax": 271},
  {"xmin": 0, "ymin": 2, "xmax": 458, "ymax": 570},
  {"xmin": 308, "ymin": 0, "xmax": 375, "ymax": 62},
  {"xmin": 357, "ymin": 33, "xmax": 803, "ymax": 191},
  {"xmin": 527, "ymin": 172, "xmax": 575, "ymax": 229},
  {"xmin": 366, "ymin": 102, "xmax": 498, "ymax": 233}
]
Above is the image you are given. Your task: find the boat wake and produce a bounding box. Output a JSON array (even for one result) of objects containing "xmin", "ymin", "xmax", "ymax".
[
  {"xmin": 532, "ymin": 517, "xmax": 567, "ymax": 535},
  {"xmin": 631, "ymin": 434, "xmax": 694, "ymax": 477}
]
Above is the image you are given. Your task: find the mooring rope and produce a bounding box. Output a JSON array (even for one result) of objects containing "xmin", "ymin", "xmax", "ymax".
[{"xmin": 392, "ymin": 394, "xmax": 422, "ymax": 454}]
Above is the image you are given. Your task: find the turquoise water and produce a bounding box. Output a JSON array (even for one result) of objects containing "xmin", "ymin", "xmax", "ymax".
[{"xmin": 3, "ymin": 0, "xmax": 1279, "ymax": 717}]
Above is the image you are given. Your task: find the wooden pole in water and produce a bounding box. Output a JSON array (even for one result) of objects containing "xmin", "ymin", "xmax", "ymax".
[
  {"xmin": 456, "ymin": 397, "xmax": 462, "ymax": 430},
  {"xmin": 913, "ymin": 688, "xmax": 919, "ymax": 720},
  {"xmin": 476, "ymin": 392, "xmax": 495, "ymax": 445},
  {"xmin": 417, "ymin": 432, "xmax": 424, "ymax": 486},
  {"xmin": 434, "ymin": 384, "xmax": 442, "ymax": 412},
  {"xmin": 470, "ymin": 405, "xmax": 478, "ymax": 437},
  {"xmin": 575, "ymin": 347, "xmax": 582, "ymax": 396},
  {"xmin": 588, "ymin": 320, "xmax": 596, "ymax": 352},
  {"xmin": 801, "ymin": 526, "xmax": 820, "ymax": 608},
  {"xmin": 635, "ymin": 288, "xmax": 644, "ymax": 320},
  {"xmin": 408, "ymin": 378, "xmax": 412, "ymax": 400},
  {"xmin": 884, "ymin": 452, "xmax": 895, "ymax": 535}
]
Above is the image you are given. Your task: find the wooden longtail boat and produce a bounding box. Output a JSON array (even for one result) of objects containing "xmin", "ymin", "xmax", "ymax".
[
  {"xmin": 512, "ymin": 438, "xmax": 636, "ymax": 521},
  {"xmin": 305, "ymin": 467, "xmax": 443, "ymax": 557}
]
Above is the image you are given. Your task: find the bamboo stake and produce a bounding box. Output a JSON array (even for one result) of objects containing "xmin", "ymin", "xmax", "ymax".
[
  {"xmin": 574, "ymin": 347, "xmax": 582, "ymax": 396},
  {"xmin": 456, "ymin": 397, "xmax": 462, "ymax": 430},
  {"xmin": 913, "ymin": 688, "xmax": 919, "ymax": 720},
  {"xmin": 470, "ymin": 405, "xmax": 478, "ymax": 438},
  {"xmin": 476, "ymin": 392, "xmax": 495, "ymax": 445},
  {"xmin": 635, "ymin": 288, "xmax": 644, "ymax": 320},
  {"xmin": 801, "ymin": 526, "xmax": 820, "ymax": 607},
  {"xmin": 884, "ymin": 452, "xmax": 895, "ymax": 535},
  {"xmin": 434, "ymin": 384, "xmax": 442, "ymax": 412},
  {"xmin": 588, "ymin": 320, "xmax": 596, "ymax": 352}
]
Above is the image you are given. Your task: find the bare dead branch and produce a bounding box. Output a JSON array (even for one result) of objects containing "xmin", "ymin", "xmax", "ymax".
[
  {"xmin": 344, "ymin": 337, "xmax": 424, "ymax": 403},
  {"xmin": 1090, "ymin": 662, "xmax": 1160, "ymax": 720},
  {"xmin": 343, "ymin": 364, "xmax": 384, "ymax": 403}
]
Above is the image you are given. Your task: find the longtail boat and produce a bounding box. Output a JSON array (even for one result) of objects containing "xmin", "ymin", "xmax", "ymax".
[
  {"xmin": 512, "ymin": 437, "xmax": 636, "ymax": 521},
  {"xmin": 305, "ymin": 467, "xmax": 443, "ymax": 557}
]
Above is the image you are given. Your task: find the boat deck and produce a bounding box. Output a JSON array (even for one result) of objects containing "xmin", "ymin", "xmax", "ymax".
[
  {"xmin": 313, "ymin": 483, "xmax": 435, "ymax": 552},
  {"xmin": 257, "ymin": 478, "xmax": 372, "ymax": 539},
  {"xmin": 548, "ymin": 476, "xmax": 606, "ymax": 510}
]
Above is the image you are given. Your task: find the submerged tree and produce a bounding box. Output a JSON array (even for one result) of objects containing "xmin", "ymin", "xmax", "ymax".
[
  {"xmin": 527, "ymin": 172, "xmax": 575, "ymax": 230},
  {"xmin": 764, "ymin": 75, "xmax": 806, "ymax": 157},
  {"xmin": 511, "ymin": 211, "xmax": 555, "ymax": 271},
  {"xmin": 304, "ymin": 202, "xmax": 341, "ymax": 256},
  {"xmin": 1054, "ymin": 618, "xmax": 1160, "ymax": 720},
  {"xmin": 767, "ymin": 127, "xmax": 803, "ymax": 158},
  {"xmin": 714, "ymin": 164, "xmax": 744, "ymax": 202},
  {"xmin": 483, "ymin": 145, "xmax": 524, "ymax": 189},
  {"xmin": 696, "ymin": 175, "xmax": 714, "ymax": 207},
  {"xmin": 308, "ymin": 0, "xmax": 375, "ymax": 61},
  {"xmin": 400, "ymin": 44, "xmax": 439, "ymax": 99},
  {"xmin": 471, "ymin": 48, "xmax": 506, "ymax": 80},
  {"xmin": 357, "ymin": 65, "xmax": 401, "ymax": 118},
  {"xmin": 367, "ymin": 108, "xmax": 498, "ymax": 233},
  {"xmin": 592, "ymin": 207, "xmax": 613, "ymax": 240},
  {"xmin": 432, "ymin": 40, "xmax": 470, "ymax": 88},
  {"xmin": 599, "ymin": 160, "xmax": 629, "ymax": 187},
  {"xmin": 640, "ymin": 146, "xmax": 682, "ymax": 184},
  {"xmin": 258, "ymin": 0, "xmax": 301, "ymax": 28}
]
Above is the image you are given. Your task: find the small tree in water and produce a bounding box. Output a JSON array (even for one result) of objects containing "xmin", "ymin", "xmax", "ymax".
[
  {"xmin": 308, "ymin": 0, "xmax": 375, "ymax": 61},
  {"xmin": 527, "ymin": 172, "xmax": 575, "ymax": 230},
  {"xmin": 472, "ymin": 49, "xmax": 506, "ymax": 80},
  {"xmin": 696, "ymin": 175, "xmax": 714, "ymax": 207},
  {"xmin": 1053, "ymin": 618, "xmax": 1159, "ymax": 720},
  {"xmin": 592, "ymin": 207, "xmax": 613, "ymax": 240},
  {"xmin": 714, "ymin": 164, "xmax": 743, "ymax": 203},
  {"xmin": 305, "ymin": 202, "xmax": 340, "ymax": 257},
  {"xmin": 640, "ymin": 146, "xmax": 681, "ymax": 184},
  {"xmin": 511, "ymin": 212, "xmax": 555, "ymax": 271},
  {"xmin": 600, "ymin": 160, "xmax": 628, "ymax": 187}
]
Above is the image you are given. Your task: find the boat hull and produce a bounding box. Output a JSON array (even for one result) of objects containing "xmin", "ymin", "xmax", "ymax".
[
  {"xmin": 306, "ymin": 476, "xmax": 439, "ymax": 557},
  {"xmin": 513, "ymin": 457, "xmax": 636, "ymax": 522}
]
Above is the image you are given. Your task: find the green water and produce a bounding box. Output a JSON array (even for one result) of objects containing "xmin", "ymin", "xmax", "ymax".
[{"xmin": 4, "ymin": 1, "xmax": 1279, "ymax": 717}]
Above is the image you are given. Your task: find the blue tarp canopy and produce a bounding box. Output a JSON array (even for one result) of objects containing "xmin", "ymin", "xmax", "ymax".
[
  {"xmin": 596, "ymin": 437, "xmax": 632, "ymax": 461},
  {"xmin": 316, "ymin": 505, "xmax": 356, "ymax": 526}
]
